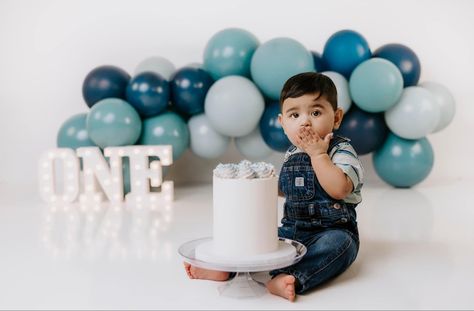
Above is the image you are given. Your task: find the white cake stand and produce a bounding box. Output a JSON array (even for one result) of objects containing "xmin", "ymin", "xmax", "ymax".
[{"xmin": 178, "ymin": 237, "xmax": 307, "ymax": 299}]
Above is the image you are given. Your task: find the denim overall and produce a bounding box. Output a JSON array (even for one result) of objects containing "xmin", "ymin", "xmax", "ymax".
[{"xmin": 269, "ymin": 135, "xmax": 360, "ymax": 294}]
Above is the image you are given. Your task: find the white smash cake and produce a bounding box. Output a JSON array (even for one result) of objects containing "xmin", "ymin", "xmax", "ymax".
[{"xmin": 195, "ymin": 160, "xmax": 296, "ymax": 264}]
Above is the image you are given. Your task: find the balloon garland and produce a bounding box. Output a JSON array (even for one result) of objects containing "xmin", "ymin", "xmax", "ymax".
[{"xmin": 57, "ymin": 28, "xmax": 455, "ymax": 188}]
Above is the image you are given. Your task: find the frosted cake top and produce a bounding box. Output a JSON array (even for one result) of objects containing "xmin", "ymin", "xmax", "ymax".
[{"xmin": 213, "ymin": 160, "xmax": 275, "ymax": 179}]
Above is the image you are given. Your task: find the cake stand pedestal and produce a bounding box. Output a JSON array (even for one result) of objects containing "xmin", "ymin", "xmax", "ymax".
[{"xmin": 178, "ymin": 237, "xmax": 307, "ymax": 299}]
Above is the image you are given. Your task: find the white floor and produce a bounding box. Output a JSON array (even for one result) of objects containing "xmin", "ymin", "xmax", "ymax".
[{"xmin": 1, "ymin": 179, "xmax": 474, "ymax": 310}]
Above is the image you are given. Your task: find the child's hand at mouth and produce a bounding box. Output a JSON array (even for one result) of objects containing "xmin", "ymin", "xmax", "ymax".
[{"xmin": 295, "ymin": 126, "xmax": 333, "ymax": 158}]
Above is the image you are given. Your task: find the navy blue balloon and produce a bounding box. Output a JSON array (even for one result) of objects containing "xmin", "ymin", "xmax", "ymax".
[
  {"xmin": 373, "ymin": 43, "xmax": 421, "ymax": 87},
  {"xmin": 170, "ymin": 67, "xmax": 214, "ymax": 116},
  {"xmin": 335, "ymin": 105, "xmax": 389, "ymax": 155},
  {"xmin": 82, "ymin": 65, "xmax": 130, "ymax": 108},
  {"xmin": 311, "ymin": 51, "xmax": 328, "ymax": 72},
  {"xmin": 259, "ymin": 101, "xmax": 291, "ymax": 152},
  {"xmin": 168, "ymin": 106, "xmax": 191, "ymax": 123},
  {"xmin": 126, "ymin": 72, "xmax": 169, "ymax": 117}
]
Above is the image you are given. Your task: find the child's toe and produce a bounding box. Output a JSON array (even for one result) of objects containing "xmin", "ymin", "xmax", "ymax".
[{"xmin": 183, "ymin": 262, "xmax": 194, "ymax": 278}]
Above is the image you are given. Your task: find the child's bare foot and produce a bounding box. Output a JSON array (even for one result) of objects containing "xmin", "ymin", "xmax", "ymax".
[
  {"xmin": 266, "ymin": 274, "xmax": 296, "ymax": 302},
  {"xmin": 183, "ymin": 262, "xmax": 230, "ymax": 281},
  {"xmin": 184, "ymin": 262, "xmax": 194, "ymax": 278}
]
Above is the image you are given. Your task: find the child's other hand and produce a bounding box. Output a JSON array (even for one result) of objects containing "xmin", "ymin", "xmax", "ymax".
[{"xmin": 296, "ymin": 127, "xmax": 333, "ymax": 157}]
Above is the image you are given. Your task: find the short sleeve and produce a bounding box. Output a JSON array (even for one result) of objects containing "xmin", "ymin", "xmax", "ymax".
[{"xmin": 330, "ymin": 142, "xmax": 364, "ymax": 191}]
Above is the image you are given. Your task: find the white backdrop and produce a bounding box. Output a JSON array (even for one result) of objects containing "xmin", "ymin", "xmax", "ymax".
[{"xmin": 1, "ymin": 0, "xmax": 473, "ymax": 186}]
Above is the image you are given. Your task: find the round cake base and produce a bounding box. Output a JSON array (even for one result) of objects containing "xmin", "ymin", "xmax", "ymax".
[{"xmin": 195, "ymin": 239, "xmax": 297, "ymax": 265}]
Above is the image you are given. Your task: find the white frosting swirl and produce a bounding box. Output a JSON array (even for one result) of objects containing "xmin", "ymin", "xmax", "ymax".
[
  {"xmin": 251, "ymin": 162, "xmax": 275, "ymax": 178},
  {"xmin": 236, "ymin": 160, "xmax": 257, "ymax": 179},
  {"xmin": 213, "ymin": 160, "xmax": 275, "ymax": 179},
  {"xmin": 213, "ymin": 163, "xmax": 238, "ymax": 178}
]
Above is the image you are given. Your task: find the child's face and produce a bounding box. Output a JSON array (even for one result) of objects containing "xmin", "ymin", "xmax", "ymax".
[{"xmin": 278, "ymin": 93, "xmax": 343, "ymax": 148}]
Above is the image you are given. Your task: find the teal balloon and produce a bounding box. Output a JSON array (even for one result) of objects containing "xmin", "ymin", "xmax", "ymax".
[
  {"xmin": 250, "ymin": 37, "xmax": 314, "ymax": 100},
  {"xmin": 203, "ymin": 28, "xmax": 259, "ymax": 80},
  {"xmin": 349, "ymin": 58, "xmax": 403, "ymax": 113},
  {"xmin": 139, "ymin": 111, "xmax": 190, "ymax": 160},
  {"xmin": 57, "ymin": 113, "xmax": 96, "ymax": 149},
  {"xmin": 86, "ymin": 98, "xmax": 142, "ymax": 149},
  {"xmin": 373, "ymin": 133, "xmax": 434, "ymax": 188},
  {"xmin": 322, "ymin": 30, "xmax": 371, "ymax": 79}
]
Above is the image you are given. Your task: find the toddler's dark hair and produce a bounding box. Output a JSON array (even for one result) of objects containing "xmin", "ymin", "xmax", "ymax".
[{"xmin": 279, "ymin": 72, "xmax": 337, "ymax": 111}]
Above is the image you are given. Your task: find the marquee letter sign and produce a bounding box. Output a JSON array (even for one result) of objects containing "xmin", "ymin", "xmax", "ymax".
[{"xmin": 38, "ymin": 145, "xmax": 173, "ymax": 204}]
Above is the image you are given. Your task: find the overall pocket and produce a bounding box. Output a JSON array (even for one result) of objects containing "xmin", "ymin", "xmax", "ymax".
[{"xmin": 282, "ymin": 165, "xmax": 315, "ymax": 202}]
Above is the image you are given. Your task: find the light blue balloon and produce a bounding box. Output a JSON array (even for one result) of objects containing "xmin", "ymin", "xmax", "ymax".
[
  {"xmin": 204, "ymin": 76, "xmax": 264, "ymax": 137},
  {"xmin": 57, "ymin": 113, "xmax": 96, "ymax": 149},
  {"xmin": 139, "ymin": 111, "xmax": 190, "ymax": 160},
  {"xmin": 321, "ymin": 71, "xmax": 352, "ymax": 113},
  {"xmin": 420, "ymin": 81, "xmax": 456, "ymax": 133},
  {"xmin": 373, "ymin": 133, "xmax": 434, "ymax": 188},
  {"xmin": 203, "ymin": 28, "xmax": 259, "ymax": 80},
  {"xmin": 235, "ymin": 126, "xmax": 273, "ymax": 160},
  {"xmin": 250, "ymin": 37, "xmax": 315, "ymax": 100},
  {"xmin": 188, "ymin": 114, "xmax": 230, "ymax": 159},
  {"xmin": 349, "ymin": 58, "xmax": 403, "ymax": 113},
  {"xmin": 385, "ymin": 87, "xmax": 440, "ymax": 139},
  {"xmin": 134, "ymin": 56, "xmax": 176, "ymax": 81},
  {"xmin": 87, "ymin": 98, "xmax": 142, "ymax": 148}
]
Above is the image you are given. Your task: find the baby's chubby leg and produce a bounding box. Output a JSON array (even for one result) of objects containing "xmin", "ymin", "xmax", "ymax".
[{"xmin": 183, "ymin": 262, "xmax": 230, "ymax": 281}]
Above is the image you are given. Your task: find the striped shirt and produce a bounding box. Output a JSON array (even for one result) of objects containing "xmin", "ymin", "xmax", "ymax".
[{"xmin": 284, "ymin": 141, "xmax": 363, "ymax": 204}]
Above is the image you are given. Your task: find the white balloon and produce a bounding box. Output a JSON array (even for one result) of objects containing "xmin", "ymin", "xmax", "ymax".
[
  {"xmin": 188, "ymin": 114, "xmax": 230, "ymax": 159},
  {"xmin": 204, "ymin": 76, "xmax": 265, "ymax": 137},
  {"xmin": 185, "ymin": 62, "xmax": 203, "ymax": 69},
  {"xmin": 235, "ymin": 126, "xmax": 273, "ymax": 160},
  {"xmin": 385, "ymin": 87, "xmax": 440, "ymax": 140},
  {"xmin": 321, "ymin": 71, "xmax": 352, "ymax": 113},
  {"xmin": 134, "ymin": 56, "xmax": 176, "ymax": 80},
  {"xmin": 420, "ymin": 81, "xmax": 456, "ymax": 133}
]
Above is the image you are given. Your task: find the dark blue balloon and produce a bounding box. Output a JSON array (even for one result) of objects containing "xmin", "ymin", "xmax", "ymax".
[
  {"xmin": 126, "ymin": 72, "xmax": 169, "ymax": 117},
  {"xmin": 259, "ymin": 101, "xmax": 291, "ymax": 152},
  {"xmin": 335, "ymin": 105, "xmax": 389, "ymax": 155},
  {"xmin": 82, "ymin": 65, "xmax": 130, "ymax": 108},
  {"xmin": 373, "ymin": 43, "xmax": 421, "ymax": 87},
  {"xmin": 311, "ymin": 51, "xmax": 328, "ymax": 72},
  {"xmin": 322, "ymin": 30, "xmax": 371, "ymax": 79},
  {"xmin": 170, "ymin": 67, "xmax": 214, "ymax": 116}
]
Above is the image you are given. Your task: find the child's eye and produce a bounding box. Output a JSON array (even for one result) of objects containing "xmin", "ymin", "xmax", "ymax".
[
  {"xmin": 312, "ymin": 110, "xmax": 321, "ymax": 117},
  {"xmin": 290, "ymin": 113, "xmax": 299, "ymax": 118}
]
